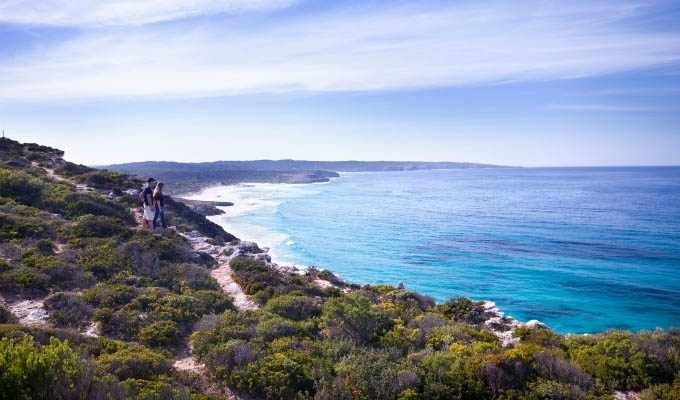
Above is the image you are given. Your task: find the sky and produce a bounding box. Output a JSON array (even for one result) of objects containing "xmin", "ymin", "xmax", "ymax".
[{"xmin": 1, "ymin": 0, "xmax": 680, "ymax": 166}]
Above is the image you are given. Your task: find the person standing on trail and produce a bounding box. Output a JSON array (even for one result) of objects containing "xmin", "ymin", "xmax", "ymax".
[
  {"xmin": 153, "ymin": 182, "xmax": 168, "ymax": 230},
  {"xmin": 142, "ymin": 178, "xmax": 157, "ymax": 229}
]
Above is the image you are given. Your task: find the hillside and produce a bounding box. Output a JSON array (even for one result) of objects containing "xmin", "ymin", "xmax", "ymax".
[
  {"xmin": 1, "ymin": 138, "xmax": 679, "ymax": 400},
  {"xmin": 102, "ymin": 160, "xmax": 504, "ymax": 194}
]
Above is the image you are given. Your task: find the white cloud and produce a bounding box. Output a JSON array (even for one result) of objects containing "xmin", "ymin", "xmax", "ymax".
[
  {"xmin": 0, "ymin": 0, "xmax": 296, "ymax": 26},
  {"xmin": 1, "ymin": 1, "xmax": 680, "ymax": 101},
  {"xmin": 548, "ymin": 104, "xmax": 679, "ymax": 112}
]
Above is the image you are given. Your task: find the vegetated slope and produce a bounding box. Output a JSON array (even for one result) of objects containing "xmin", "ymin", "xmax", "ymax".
[{"xmin": 1, "ymin": 137, "xmax": 679, "ymax": 400}]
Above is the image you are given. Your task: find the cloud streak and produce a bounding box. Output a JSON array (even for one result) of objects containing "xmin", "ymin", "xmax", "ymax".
[
  {"xmin": 0, "ymin": 0, "xmax": 297, "ymax": 26},
  {"xmin": 1, "ymin": 0, "xmax": 680, "ymax": 101}
]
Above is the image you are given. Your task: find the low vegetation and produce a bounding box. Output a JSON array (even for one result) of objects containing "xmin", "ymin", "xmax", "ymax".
[{"xmin": 1, "ymin": 137, "xmax": 678, "ymax": 399}]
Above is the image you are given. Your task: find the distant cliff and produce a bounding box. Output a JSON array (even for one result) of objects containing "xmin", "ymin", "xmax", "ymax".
[{"xmin": 101, "ymin": 159, "xmax": 505, "ymax": 194}]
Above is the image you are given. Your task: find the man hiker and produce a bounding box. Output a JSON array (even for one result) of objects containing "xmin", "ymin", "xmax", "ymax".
[{"xmin": 141, "ymin": 178, "xmax": 157, "ymax": 229}]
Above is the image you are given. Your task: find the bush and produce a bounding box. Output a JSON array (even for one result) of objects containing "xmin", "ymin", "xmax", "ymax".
[
  {"xmin": 77, "ymin": 171, "xmax": 139, "ymax": 190},
  {"xmin": 94, "ymin": 346, "xmax": 172, "ymax": 381},
  {"xmin": 0, "ymin": 266, "xmax": 49, "ymax": 294},
  {"xmin": 139, "ymin": 321, "xmax": 180, "ymax": 347},
  {"xmin": 192, "ymin": 310, "xmax": 262, "ymax": 358},
  {"xmin": 256, "ymin": 315, "xmax": 300, "ymax": 342},
  {"xmin": 321, "ymin": 349, "xmax": 412, "ymax": 400},
  {"xmin": 513, "ymin": 326, "xmax": 563, "ymax": 347},
  {"xmin": 0, "ymin": 304, "xmax": 16, "ymax": 324},
  {"xmin": 641, "ymin": 380, "xmax": 680, "ymax": 400},
  {"xmin": 0, "ymin": 335, "xmax": 93, "ymax": 400},
  {"xmin": 264, "ymin": 295, "xmax": 321, "ymax": 321},
  {"xmin": 63, "ymin": 192, "xmax": 135, "ymax": 224},
  {"xmin": 0, "ymin": 213, "xmax": 52, "ymax": 241},
  {"xmin": 0, "ymin": 169, "xmax": 46, "ymax": 208},
  {"xmin": 241, "ymin": 352, "xmax": 315, "ymax": 400},
  {"xmin": 35, "ymin": 239, "xmax": 56, "ymax": 255},
  {"xmin": 204, "ymin": 340, "xmax": 259, "ymax": 385},
  {"xmin": 72, "ymin": 215, "xmax": 127, "ymax": 238},
  {"xmin": 94, "ymin": 309, "xmax": 142, "ymax": 340},
  {"xmin": 53, "ymin": 162, "xmax": 93, "ymax": 177},
  {"xmin": 426, "ymin": 323, "xmax": 497, "ymax": 350},
  {"xmin": 321, "ymin": 294, "xmax": 380, "ymax": 345},
  {"xmin": 438, "ymin": 297, "xmax": 487, "ymax": 325},
  {"xmin": 416, "ymin": 352, "xmax": 488, "ymax": 399},
  {"xmin": 568, "ymin": 332, "xmax": 666, "ymax": 391},
  {"xmin": 534, "ymin": 350, "xmax": 593, "ymax": 389},
  {"xmin": 44, "ymin": 292, "xmax": 94, "ymax": 329}
]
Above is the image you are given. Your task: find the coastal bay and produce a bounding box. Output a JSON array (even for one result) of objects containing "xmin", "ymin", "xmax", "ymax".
[{"xmin": 190, "ymin": 167, "xmax": 680, "ymax": 334}]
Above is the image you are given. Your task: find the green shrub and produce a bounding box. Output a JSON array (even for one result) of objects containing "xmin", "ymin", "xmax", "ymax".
[
  {"xmin": 568, "ymin": 331, "xmax": 667, "ymax": 391},
  {"xmin": 0, "ymin": 213, "xmax": 52, "ymax": 241},
  {"xmin": 53, "ymin": 162, "xmax": 92, "ymax": 177},
  {"xmin": 0, "ymin": 266, "xmax": 49, "ymax": 293},
  {"xmin": 239, "ymin": 352, "xmax": 315, "ymax": 400},
  {"xmin": 139, "ymin": 321, "xmax": 180, "ymax": 347},
  {"xmin": 264, "ymin": 294, "xmax": 321, "ymax": 321},
  {"xmin": 426, "ymin": 323, "xmax": 497, "ymax": 350},
  {"xmin": 0, "ymin": 335, "xmax": 92, "ymax": 400},
  {"xmin": 191, "ymin": 290, "xmax": 234, "ymax": 315},
  {"xmin": 63, "ymin": 192, "xmax": 135, "ymax": 224},
  {"xmin": 0, "ymin": 169, "xmax": 46, "ymax": 208},
  {"xmin": 85, "ymin": 284, "xmax": 139, "ymax": 308},
  {"xmin": 76, "ymin": 241, "xmax": 123, "ymax": 279},
  {"xmin": 44, "ymin": 292, "xmax": 93, "ymax": 329},
  {"xmin": 513, "ymin": 326, "xmax": 564, "ymax": 347},
  {"xmin": 416, "ymin": 352, "xmax": 488, "ymax": 400},
  {"xmin": 322, "ymin": 349, "xmax": 412, "ymax": 400},
  {"xmin": 35, "ymin": 239, "xmax": 56, "ymax": 255},
  {"xmin": 192, "ymin": 310, "xmax": 262, "ymax": 358},
  {"xmin": 78, "ymin": 171, "xmax": 139, "ymax": 190},
  {"xmin": 72, "ymin": 215, "xmax": 127, "ymax": 238},
  {"xmin": 437, "ymin": 297, "xmax": 487, "ymax": 325},
  {"xmin": 204, "ymin": 340, "xmax": 259, "ymax": 386},
  {"xmin": 641, "ymin": 380, "xmax": 680, "ymax": 400},
  {"xmin": 321, "ymin": 294, "xmax": 380, "ymax": 345},
  {"xmin": 94, "ymin": 346, "xmax": 172, "ymax": 381},
  {"xmin": 94, "ymin": 309, "xmax": 142, "ymax": 340},
  {"xmin": 256, "ymin": 315, "xmax": 300, "ymax": 341}
]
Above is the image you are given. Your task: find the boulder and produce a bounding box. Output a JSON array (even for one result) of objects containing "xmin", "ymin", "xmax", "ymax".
[{"xmin": 525, "ymin": 320, "xmax": 549, "ymax": 330}]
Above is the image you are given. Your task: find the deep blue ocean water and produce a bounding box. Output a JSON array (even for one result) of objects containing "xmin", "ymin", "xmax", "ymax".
[{"xmin": 193, "ymin": 167, "xmax": 680, "ymax": 333}]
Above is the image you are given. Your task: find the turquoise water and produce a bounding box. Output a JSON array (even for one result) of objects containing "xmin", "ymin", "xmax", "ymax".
[{"xmin": 194, "ymin": 167, "xmax": 680, "ymax": 333}]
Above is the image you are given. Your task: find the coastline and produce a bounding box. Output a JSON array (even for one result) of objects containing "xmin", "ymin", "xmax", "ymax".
[
  {"xmin": 180, "ymin": 167, "xmax": 680, "ymax": 336},
  {"xmin": 183, "ymin": 178, "xmax": 555, "ymax": 343}
]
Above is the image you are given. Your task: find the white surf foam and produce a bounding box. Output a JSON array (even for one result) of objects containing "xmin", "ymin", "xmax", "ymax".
[{"xmin": 188, "ymin": 183, "xmax": 319, "ymax": 269}]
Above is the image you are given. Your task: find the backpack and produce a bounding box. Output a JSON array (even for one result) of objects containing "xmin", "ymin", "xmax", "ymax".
[{"xmin": 138, "ymin": 186, "xmax": 146, "ymax": 204}]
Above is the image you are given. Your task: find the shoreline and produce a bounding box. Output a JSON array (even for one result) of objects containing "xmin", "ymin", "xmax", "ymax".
[
  {"xmin": 184, "ymin": 180, "xmax": 562, "ymax": 342},
  {"xmin": 181, "ymin": 170, "xmax": 678, "ymax": 336}
]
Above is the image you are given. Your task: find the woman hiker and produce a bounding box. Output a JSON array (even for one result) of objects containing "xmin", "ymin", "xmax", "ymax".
[
  {"xmin": 141, "ymin": 177, "xmax": 156, "ymax": 229},
  {"xmin": 153, "ymin": 181, "xmax": 168, "ymax": 230}
]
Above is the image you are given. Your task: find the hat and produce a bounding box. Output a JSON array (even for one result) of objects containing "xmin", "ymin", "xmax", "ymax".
[{"xmin": 148, "ymin": 177, "xmax": 156, "ymax": 183}]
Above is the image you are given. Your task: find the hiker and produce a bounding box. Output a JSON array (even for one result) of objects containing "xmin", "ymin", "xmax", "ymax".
[
  {"xmin": 141, "ymin": 178, "xmax": 156, "ymax": 229},
  {"xmin": 153, "ymin": 181, "xmax": 168, "ymax": 229}
]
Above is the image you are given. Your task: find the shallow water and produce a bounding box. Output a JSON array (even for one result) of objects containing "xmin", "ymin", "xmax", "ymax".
[{"xmin": 192, "ymin": 167, "xmax": 680, "ymax": 333}]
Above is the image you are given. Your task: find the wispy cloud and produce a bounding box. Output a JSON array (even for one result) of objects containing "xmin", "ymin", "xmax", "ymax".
[
  {"xmin": 1, "ymin": 0, "xmax": 680, "ymax": 101},
  {"xmin": 547, "ymin": 104, "xmax": 680, "ymax": 112},
  {"xmin": 0, "ymin": 0, "xmax": 297, "ymax": 26}
]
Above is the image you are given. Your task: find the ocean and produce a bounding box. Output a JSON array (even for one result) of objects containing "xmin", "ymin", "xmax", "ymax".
[{"xmin": 190, "ymin": 167, "xmax": 680, "ymax": 333}]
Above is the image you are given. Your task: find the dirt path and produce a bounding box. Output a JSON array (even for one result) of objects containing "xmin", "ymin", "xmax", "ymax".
[
  {"xmin": 181, "ymin": 231, "xmax": 259, "ymax": 311},
  {"xmin": 172, "ymin": 230, "xmax": 257, "ymax": 387},
  {"xmin": 0, "ymin": 296, "xmax": 49, "ymax": 327}
]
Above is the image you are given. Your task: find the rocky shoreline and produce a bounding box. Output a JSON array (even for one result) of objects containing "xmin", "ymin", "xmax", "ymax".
[
  {"xmin": 184, "ymin": 210, "xmax": 553, "ymax": 347},
  {"xmin": 174, "ymin": 197, "xmax": 234, "ymax": 216}
]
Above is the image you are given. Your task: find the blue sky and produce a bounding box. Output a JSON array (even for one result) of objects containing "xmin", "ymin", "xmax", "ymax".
[{"xmin": 1, "ymin": 0, "xmax": 679, "ymax": 166}]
